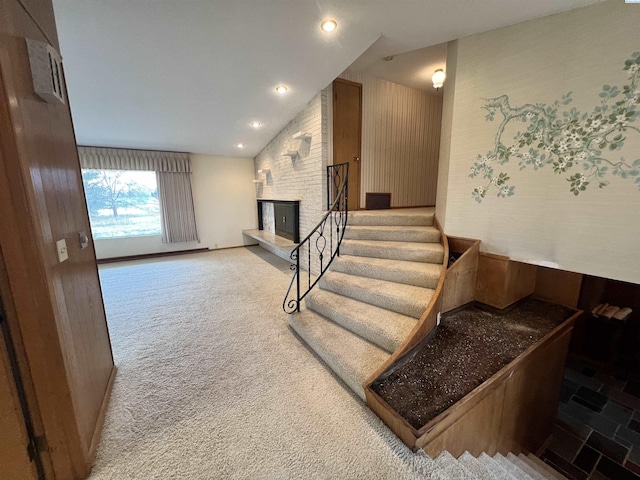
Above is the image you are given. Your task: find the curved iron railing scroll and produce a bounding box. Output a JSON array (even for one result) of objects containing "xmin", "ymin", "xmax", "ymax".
[{"xmin": 283, "ymin": 163, "xmax": 349, "ymax": 313}]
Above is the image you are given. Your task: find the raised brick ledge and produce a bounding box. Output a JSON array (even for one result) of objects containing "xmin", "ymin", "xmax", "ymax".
[{"xmin": 242, "ymin": 229, "xmax": 297, "ymax": 261}]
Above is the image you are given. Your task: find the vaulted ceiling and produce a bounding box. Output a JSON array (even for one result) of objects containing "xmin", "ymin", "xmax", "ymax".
[{"xmin": 53, "ymin": 0, "xmax": 601, "ymax": 157}]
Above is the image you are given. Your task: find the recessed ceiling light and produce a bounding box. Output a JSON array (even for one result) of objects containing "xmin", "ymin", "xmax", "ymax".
[
  {"xmin": 275, "ymin": 85, "xmax": 288, "ymax": 94},
  {"xmin": 249, "ymin": 121, "xmax": 262, "ymax": 128},
  {"xmin": 321, "ymin": 19, "xmax": 337, "ymax": 32},
  {"xmin": 236, "ymin": 143, "xmax": 245, "ymax": 148}
]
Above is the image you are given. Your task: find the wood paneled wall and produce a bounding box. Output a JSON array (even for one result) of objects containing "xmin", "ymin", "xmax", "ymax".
[
  {"xmin": 0, "ymin": 0, "xmax": 114, "ymax": 477},
  {"xmin": 475, "ymin": 253, "xmax": 538, "ymax": 310},
  {"xmin": 534, "ymin": 267, "xmax": 583, "ymax": 309},
  {"xmin": 441, "ymin": 237, "xmax": 480, "ymax": 313},
  {"xmin": 338, "ymin": 70, "xmax": 443, "ymax": 207},
  {"xmin": 476, "ymin": 253, "xmax": 584, "ymax": 310}
]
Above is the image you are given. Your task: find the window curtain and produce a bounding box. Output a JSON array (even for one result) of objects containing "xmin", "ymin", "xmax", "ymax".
[
  {"xmin": 156, "ymin": 171, "xmax": 199, "ymax": 243},
  {"xmin": 78, "ymin": 146, "xmax": 199, "ymax": 244},
  {"xmin": 78, "ymin": 146, "xmax": 190, "ymax": 172}
]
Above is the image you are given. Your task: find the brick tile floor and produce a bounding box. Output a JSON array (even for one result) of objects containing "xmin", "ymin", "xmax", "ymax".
[{"xmin": 542, "ymin": 356, "xmax": 640, "ymax": 479}]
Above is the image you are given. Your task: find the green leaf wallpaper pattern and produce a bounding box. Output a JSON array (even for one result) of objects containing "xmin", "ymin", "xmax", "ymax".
[{"xmin": 470, "ymin": 52, "xmax": 640, "ymax": 203}]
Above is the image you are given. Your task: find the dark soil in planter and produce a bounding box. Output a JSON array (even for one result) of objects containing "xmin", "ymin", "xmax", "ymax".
[{"xmin": 370, "ymin": 298, "xmax": 574, "ymax": 430}]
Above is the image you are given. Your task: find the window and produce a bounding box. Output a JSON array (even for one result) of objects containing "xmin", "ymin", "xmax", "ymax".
[
  {"xmin": 81, "ymin": 169, "xmax": 162, "ymax": 239},
  {"xmin": 78, "ymin": 146, "xmax": 199, "ymax": 244}
]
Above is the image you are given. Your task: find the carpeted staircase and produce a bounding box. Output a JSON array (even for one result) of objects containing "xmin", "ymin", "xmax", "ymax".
[
  {"xmin": 288, "ymin": 207, "xmax": 566, "ymax": 479},
  {"xmin": 455, "ymin": 451, "xmax": 567, "ymax": 480},
  {"xmin": 289, "ymin": 208, "xmax": 443, "ymax": 400}
]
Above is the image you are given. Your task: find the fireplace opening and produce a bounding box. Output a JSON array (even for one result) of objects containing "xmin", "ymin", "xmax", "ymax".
[
  {"xmin": 256, "ymin": 199, "xmax": 300, "ymax": 243},
  {"xmin": 275, "ymin": 203, "xmax": 295, "ymax": 241}
]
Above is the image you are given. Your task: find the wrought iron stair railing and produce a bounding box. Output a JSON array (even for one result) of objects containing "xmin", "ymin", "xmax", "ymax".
[{"xmin": 283, "ymin": 162, "xmax": 349, "ymax": 313}]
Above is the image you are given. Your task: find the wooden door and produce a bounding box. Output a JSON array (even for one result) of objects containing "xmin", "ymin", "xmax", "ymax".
[
  {"xmin": 333, "ymin": 78, "xmax": 362, "ymax": 211},
  {"xmin": 0, "ymin": 0, "xmax": 115, "ymax": 477}
]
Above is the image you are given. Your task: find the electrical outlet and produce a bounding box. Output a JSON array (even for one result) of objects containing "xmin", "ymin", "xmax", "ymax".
[
  {"xmin": 78, "ymin": 231, "xmax": 89, "ymax": 249},
  {"xmin": 56, "ymin": 239, "xmax": 68, "ymax": 263}
]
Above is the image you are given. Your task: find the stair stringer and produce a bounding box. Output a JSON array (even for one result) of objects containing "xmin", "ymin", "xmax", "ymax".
[
  {"xmin": 362, "ymin": 219, "xmax": 483, "ymax": 452},
  {"xmin": 363, "ymin": 215, "xmax": 480, "ymax": 392}
]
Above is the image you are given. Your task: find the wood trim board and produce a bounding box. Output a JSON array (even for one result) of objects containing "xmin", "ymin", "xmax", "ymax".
[
  {"xmin": 97, "ymin": 248, "xmax": 210, "ymax": 264},
  {"xmin": 365, "ymin": 309, "xmax": 579, "ymax": 454},
  {"xmin": 87, "ymin": 365, "xmax": 116, "ymax": 463}
]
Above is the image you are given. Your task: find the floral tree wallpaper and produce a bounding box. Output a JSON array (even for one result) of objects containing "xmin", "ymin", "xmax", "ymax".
[{"xmin": 469, "ymin": 52, "xmax": 640, "ymax": 203}]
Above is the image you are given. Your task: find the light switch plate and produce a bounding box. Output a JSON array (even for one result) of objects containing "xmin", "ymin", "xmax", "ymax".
[{"xmin": 56, "ymin": 239, "xmax": 68, "ymax": 263}]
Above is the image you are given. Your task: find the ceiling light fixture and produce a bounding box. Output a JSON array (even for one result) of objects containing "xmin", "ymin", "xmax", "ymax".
[
  {"xmin": 275, "ymin": 85, "xmax": 288, "ymax": 94},
  {"xmin": 321, "ymin": 19, "xmax": 337, "ymax": 32},
  {"xmin": 249, "ymin": 121, "xmax": 262, "ymax": 128},
  {"xmin": 235, "ymin": 143, "xmax": 246, "ymax": 148},
  {"xmin": 432, "ymin": 69, "xmax": 446, "ymax": 91}
]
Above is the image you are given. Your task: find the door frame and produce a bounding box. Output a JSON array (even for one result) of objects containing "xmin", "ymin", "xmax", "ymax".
[
  {"xmin": 332, "ymin": 77, "xmax": 362, "ymax": 211},
  {"xmin": 0, "ymin": 289, "xmax": 44, "ymax": 480}
]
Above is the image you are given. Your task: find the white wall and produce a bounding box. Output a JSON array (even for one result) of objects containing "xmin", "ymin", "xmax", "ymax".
[
  {"xmin": 191, "ymin": 155, "xmax": 257, "ymax": 249},
  {"xmin": 94, "ymin": 155, "xmax": 257, "ymax": 258},
  {"xmin": 338, "ymin": 70, "xmax": 443, "ymax": 207},
  {"xmin": 438, "ymin": 0, "xmax": 640, "ymax": 283},
  {"xmin": 93, "ymin": 235, "xmax": 199, "ymax": 259},
  {"xmin": 435, "ymin": 40, "xmax": 458, "ymax": 226}
]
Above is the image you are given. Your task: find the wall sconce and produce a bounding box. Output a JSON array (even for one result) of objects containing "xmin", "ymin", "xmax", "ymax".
[{"xmin": 432, "ymin": 69, "xmax": 446, "ymax": 91}]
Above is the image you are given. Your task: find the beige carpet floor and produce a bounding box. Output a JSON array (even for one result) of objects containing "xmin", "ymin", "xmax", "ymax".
[{"xmin": 91, "ymin": 246, "xmax": 440, "ymax": 479}]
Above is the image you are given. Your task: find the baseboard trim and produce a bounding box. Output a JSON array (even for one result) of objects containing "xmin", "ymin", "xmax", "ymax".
[
  {"xmin": 96, "ymin": 248, "xmax": 209, "ymax": 264},
  {"xmin": 212, "ymin": 244, "xmax": 259, "ymax": 251},
  {"xmin": 96, "ymin": 245, "xmax": 264, "ymax": 264},
  {"xmin": 389, "ymin": 204, "xmax": 435, "ymax": 209},
  {"xmin": 354, "ymin": 204, "xmax": 435, "ymax": 211},
  {"xmin": 87, "ymin": 365, "xmax": 117, "ymax": 467}
]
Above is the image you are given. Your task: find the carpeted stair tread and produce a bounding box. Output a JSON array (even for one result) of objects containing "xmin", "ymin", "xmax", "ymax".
[
  {"xmin": 495, "ymin": 453, "xmax": 534, "ymax": 480},
  {"xmin": 319, "ymin": 270, "xmax": 434, "ymax": 319},
  {"xmin": 344, "ymin": 225, "xmax": 440, "ymax": 243},
  {"xmin": 525, "ymin": 454, "xmax": 568, "ymax": 480},
  {"xmin": 459, "ymin": 451, "xmax": 504, "ymax": 480},
  {"xmin": 286, "ymin": 207, "xmax": 442, "ymax": 402},
  {"xmin": 288, "ymin": 309, "xmax": 390, "ymax": 401},
  {"xmin": 508, "ymin": 453, "xmax": 546, "ymax": 480},
  {"xmin": 411, "ymin": 450, "xmax": 445, "ymax": 478},
  {"xmin": 305, "ymin": 288, "xmax": 417, "ymax": 353},
  {"xmin": 478, "ymin": 453, "xmax": 519, "ymax": 480},
  {"xmin": 432, "ymin": 451, "xmax": 479, "ymax": 480},
  {"xmin": 330, "ymin": 254, "xmax": 442, "ymax": 289},
  {"xmin": 347, "ymin": 210, "xmax": 434, "ymax": 227},
  {"xmin": 341, "ymin": 239, "xmax": 444, "ymax": 264}
]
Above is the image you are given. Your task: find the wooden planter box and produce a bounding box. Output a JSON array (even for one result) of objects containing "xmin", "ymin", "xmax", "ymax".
[{"xmin": 365, "ymin": 307, "xmax": 579, "ymax": 457}]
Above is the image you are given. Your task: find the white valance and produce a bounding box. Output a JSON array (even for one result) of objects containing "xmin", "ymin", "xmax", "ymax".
[{"xmin": 78, "ymin": 146, "xmax": 191, "ymax": 173}]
